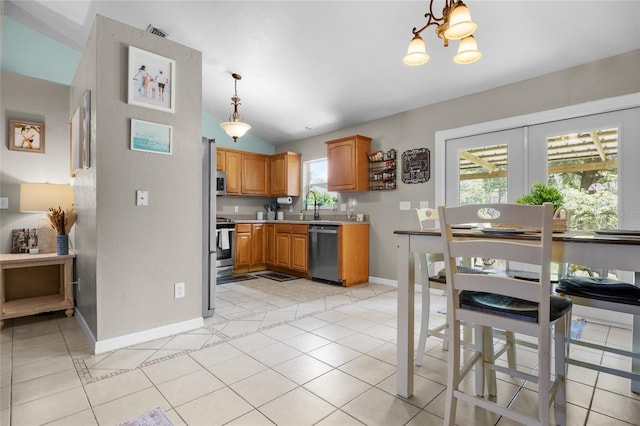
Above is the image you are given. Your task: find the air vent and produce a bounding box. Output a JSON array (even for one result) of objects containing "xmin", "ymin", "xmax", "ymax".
[{"xmin": 146, "ymin": 25, "xmax": 169, "ymax": 38}]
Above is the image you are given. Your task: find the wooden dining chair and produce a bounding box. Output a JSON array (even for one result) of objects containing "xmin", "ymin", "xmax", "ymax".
[{"xmin": 439, "ymin": 203, "xmax": 572, "ymax": 426}]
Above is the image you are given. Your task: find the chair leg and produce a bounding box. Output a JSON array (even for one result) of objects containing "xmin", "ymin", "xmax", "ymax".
[
  {"xmin": 474, "ymin": 324, "xmax": 486, "ymax": 397},
  {"xmin": 415, "ymin": 281, "xmax": 430, "ymax": 366},
  {"xmin": 483, "ymin": 327, "xmax": 497, "ymax": 397},
  {"xmin": 554, "ymin": 314, "xmax": 569, "ymax": 426},
  {"xmin": 444, "ymin": 318, "xmax": 461, "ymax": 426},
  {"xmin": 506, "ymin": 331, "xmax": 517, "ymax": 369}
]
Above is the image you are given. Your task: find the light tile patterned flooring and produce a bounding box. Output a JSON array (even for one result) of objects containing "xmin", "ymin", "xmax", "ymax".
[{"xmin": 1, "ymin": 277, "xmax": 640, "ymax": 425}]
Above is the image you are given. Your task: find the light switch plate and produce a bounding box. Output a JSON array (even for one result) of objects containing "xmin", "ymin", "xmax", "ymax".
[
  {"xmin": 419, "ymin": 201, "xmax": 429, "ymax": 209},
  {"xmin": 0, "ymin": 197, "xmax": 8, "ymax": 209},
  {"xmin": 174, "ymin": 282, "xmax": 185, "ymax": 298},
  {"xmin": 136, "ymin": 190, "xmax": 149, "ymax": 206},
  {"xmin": 399, "ymin": 201, "xmax": 411, "ymax": 211}
]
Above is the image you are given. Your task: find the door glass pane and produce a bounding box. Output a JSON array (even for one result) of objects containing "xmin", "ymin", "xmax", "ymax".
[
  {"xmin": 458, "ymin": 144, "xmax": 508, "ymax": 205},
  {"xmin": 547, "ymin": 128, "xmax": 618, "ymax": 231}
]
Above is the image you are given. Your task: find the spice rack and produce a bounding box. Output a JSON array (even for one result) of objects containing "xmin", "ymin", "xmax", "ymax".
[{"xmin": 368, "ymin": 149, "xmax": 397, "ymax": 191}]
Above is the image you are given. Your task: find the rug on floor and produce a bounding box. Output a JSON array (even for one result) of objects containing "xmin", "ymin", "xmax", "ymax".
[
  {"xmin": 254, "ymin": 271, "xmax": 300, "ymax": 282},
  {"xmin": 217, "ymin": 274, "xmax": 258, "ymax": 285},
  {"xmin": 118, "ymin": 407, "xmax": 173, "ymax": 426}
]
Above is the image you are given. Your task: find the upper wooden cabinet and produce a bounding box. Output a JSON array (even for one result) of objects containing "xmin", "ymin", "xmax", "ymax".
[
  {"xmin": 270, "ymin": 152, "xmax": 301, "ymax": 197},
  {"xmin": 216, "ymin": 148, "xmax": 301, "ymax": 196},
  {"xmin": 241, "ymin": 153, "xmax": 269, "ymax": 195},
  {"xmin": 326, "ymin": 135, "xmax": 371, "ymax": 192}
]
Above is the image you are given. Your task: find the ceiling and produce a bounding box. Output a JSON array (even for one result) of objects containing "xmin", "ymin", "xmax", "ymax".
[{"xmin": 4, "ymin": 1, "xmax": 640, "ymax": 145}]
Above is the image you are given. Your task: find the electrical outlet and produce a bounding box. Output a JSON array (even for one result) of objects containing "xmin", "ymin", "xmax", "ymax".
[
  {"xmin": 399, "ymin": 201, "xmax": 411, "ymax": 210},
  {"xmin": 136, "ymin": 190, "xmax": 149, "ymax": 206},
  {"xmin": 234, "ymin": 205, "xmax": 239, "ymax": 213},
  {"xmin": 340, "ymin": 204, "xmax": 347, "ymax": 211},
  {"xmin": 419, "ymin": 201, "xmax": 429, "ymax": 209},
  {"xmin": 174, "ymin": 282, "xmax": 185, "ymax": 298}
]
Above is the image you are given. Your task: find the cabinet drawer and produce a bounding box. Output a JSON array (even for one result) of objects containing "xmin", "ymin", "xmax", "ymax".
[
  {"xmin": 275, "ymin": 224, "xmax": 291, "ymax": 233},
  {"xmin": 236, "ymin": 224, "xmax": 251, "ymax": 233},
  {"xmin": 291, "ymin": 224, "xmax": 308, "ymax": 234}
]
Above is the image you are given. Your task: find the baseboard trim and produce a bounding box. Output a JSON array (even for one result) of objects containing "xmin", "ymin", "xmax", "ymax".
[
  {"xmin": 368, "ymin": 276, "xmax": 397, "ymax": 287},
  {"xmin": 75, "ymin": 309, "xmax": 204, "ymax": 354}
]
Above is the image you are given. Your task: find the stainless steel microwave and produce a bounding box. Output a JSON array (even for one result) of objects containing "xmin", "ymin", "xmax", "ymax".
[{"xmin": 216, "ymin": 171, "xmax": 226, "ymax": 196}]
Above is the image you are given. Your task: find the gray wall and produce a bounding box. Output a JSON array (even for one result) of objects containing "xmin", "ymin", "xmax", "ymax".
[
  {"xmin": 277, "ymin": 50, "xmax": 640, "ymax": 281},
  {"xmin": 0, "ymin": 71, "xmax": 71, "ymax": 253},
  {"xmin": 71, "ymin": 16, "xmax": 203, "ymax": 341}
]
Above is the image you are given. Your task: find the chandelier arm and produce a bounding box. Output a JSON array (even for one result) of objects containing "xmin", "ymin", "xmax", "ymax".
[{"xmin": 412, "ymin": 0, "xmax": 451, "ymax": 35}]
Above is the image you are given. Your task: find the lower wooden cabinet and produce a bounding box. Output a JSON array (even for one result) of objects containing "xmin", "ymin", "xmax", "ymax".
[
  {"xmin": 265, "ymin": 224, "xmax": 276, "ymax": 267},
  {"xmin": 271, "ymin": 224, "xmax": 308, "ymax": 275},
  {"xmin": 234, "ymin": 223, "xmax": 266, "ymax": 273},
  {"xmin": 338, "ymin": 224, "xmax": 369, "ymax": 286}
]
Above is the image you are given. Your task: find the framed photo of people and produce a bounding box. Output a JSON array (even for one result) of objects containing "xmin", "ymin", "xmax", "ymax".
[
  {"xmin": 128, "ymin": 46, "xmax": 175, "ymax": 113},
  {"xmin": 9, "ymin": 120, "xmax": 45, "ymax": 153}
]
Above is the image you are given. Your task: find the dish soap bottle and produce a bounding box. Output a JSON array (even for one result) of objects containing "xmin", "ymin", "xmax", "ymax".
[{"xmin": 299, "ymin": 210, "xmax": 304, "ymax": 221}]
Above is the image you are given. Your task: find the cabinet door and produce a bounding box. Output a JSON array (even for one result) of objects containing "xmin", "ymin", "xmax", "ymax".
[
  {"xmin": 275, "ymin": 232, "xmax": 291, "ymax": 269},
  {"xmin": 265, "ymin": 224, "xmax": 276, "ymax": 266},
  {"xmin": 252, "ymin": 224, "xmax": 265, "ymax": 266},
  {"xmin": 326, "ymin": 135, "xmax": 371, "ymax": 191},
  {"xmin": 270, "ymin": 152, "xmax": 301, "ymax": 196},
  {"xmin": 225, "ymin": 151, "xmax": 241, "ymax": 194},
  {"xmin": 242, "ymin": 153, "xmax": 269, "ymax": 195},
  {"xmin": 291, "ymin": 233, "xmax": 308, "ymax": 272},
  {"xmin": 234, "ymin": 230, "xmax": 252, "ymax": 270},
  {"xmin": 216, "ymin": 148, "xmax": 226, "ymax": 171}
]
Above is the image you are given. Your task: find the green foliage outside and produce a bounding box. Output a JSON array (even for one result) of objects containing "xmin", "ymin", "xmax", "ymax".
[{"xmin": 304, "ymin": 189, "xmax": 338, "ymax": 208}]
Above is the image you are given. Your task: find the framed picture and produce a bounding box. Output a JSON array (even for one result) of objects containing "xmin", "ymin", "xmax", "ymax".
[
  {"xmin": 128, "ymin": 46, "xmax": 175, "ymax": 113},
  {"xmin": 9, "ymin": 120, "xmax": 45, "ymax": 153},
  {"xmin": 70, "ymin": 107, "xmax": 82, "ymax": 176},
  {"xmin": 401, "ymin": 148, "xmax": 430, "ymax": 184},
  {"xmin": 130, "ymin": 119, "xmax": 172, "ymax": 155}
]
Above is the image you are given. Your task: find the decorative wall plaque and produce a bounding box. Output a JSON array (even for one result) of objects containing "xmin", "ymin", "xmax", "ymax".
[{"xmin": 401, "ymin": 148, "xmax": 430, "ymax": 184}]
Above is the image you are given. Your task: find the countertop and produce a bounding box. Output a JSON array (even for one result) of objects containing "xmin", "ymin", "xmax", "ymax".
[{"xmin": 233, "ymin": 219, "xmax": 368, "ymax": 226}]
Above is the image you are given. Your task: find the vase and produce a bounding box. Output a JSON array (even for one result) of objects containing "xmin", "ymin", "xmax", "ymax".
[
  {"xmin": 57, "ymin": 234, "xmax": 69, "ymax": 255},
  {"xmin": 267, "ymin": 211, "xmax": 276, "ymax": 220}
]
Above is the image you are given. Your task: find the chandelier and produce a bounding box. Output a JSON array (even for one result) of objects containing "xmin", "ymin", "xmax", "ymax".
[
  {"xmin": 220, "ymin": 73, "xmax": 251, "ymax": 142},
  {"xmin": 403, "ymin": 0, "xmax": 481, "ymax": 66}
]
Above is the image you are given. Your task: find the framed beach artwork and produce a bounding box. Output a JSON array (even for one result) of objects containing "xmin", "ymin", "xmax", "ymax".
[
  {"xmin": 130, "ymin": 119, "xmax": 172, "ymax": 155},
  {"xmin": 70, "ymin": 107, "xmax": 82, "ymax": 176},
  {"xmin": 9, "ymin": 120, "xmax": 45, "ymax": 153},
  {"xmin": 81, "ymin": 90, "xmax": 91, "ymax": 169},
  {"xmin": 128, "ymin": 46, "xmax": 175, "ymax": 113}
]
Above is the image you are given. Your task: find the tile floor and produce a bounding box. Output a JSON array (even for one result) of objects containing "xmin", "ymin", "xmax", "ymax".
[{"xmin": 1, "ymin": 276, "xmax": 640, "ymax": 425}]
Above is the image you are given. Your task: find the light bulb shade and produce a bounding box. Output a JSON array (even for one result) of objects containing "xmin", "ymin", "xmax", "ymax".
[
  {"xmin": 403, "ymin": 34, "xmax": 430, "ymax": 66},
  {"xmin": 20, "ymin": 183, "xmax": 74, "ymax": 212},
  {"xmin": 444, "ymin": 2, "xmax": 477, "ymax": 40},
  {"xmin": 453, "ymin": 35, "xmax": 482, "ymax": 64},
  {"xmin": 220, "ymin": 121, "xmax": 251, "ymax": 139}
]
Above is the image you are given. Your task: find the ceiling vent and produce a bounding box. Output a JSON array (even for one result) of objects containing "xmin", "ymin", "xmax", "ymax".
[{"xmin": 146, "ymin": 25, "xmax": 169, "ymax": 38}]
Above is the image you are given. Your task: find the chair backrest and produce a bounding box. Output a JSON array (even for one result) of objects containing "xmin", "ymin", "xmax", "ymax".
[
  {"xmin": 438, "ymin": 203, "xmax": 554, "ymax": 331},
  {"xmin": 414, "ymin": 208, "xmax": 439, "ymax": 230}
]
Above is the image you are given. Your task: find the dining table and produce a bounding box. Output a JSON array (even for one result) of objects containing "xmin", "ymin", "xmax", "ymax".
[{"xmin": 395, "ymin": 228, "xmax": 640, "ymax": 398}]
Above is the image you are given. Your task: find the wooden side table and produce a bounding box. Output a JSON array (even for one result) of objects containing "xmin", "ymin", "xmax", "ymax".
[{"xmin": 0, "ymin": 252, "xmax": 75, "ymax": 328}]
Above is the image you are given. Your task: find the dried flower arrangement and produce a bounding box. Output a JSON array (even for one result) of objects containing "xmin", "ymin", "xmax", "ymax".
[{"xmin": 48, "ymin": 207, "xmax": 77, "ymax": 235}]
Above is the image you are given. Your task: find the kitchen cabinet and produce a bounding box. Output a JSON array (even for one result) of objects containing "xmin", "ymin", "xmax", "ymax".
[
  {"xmin": 265, "ymin": 224, "xmax": 276, "ymax": 267},
  {"xmin": 339, "ymin": 224, "xmax": 370, "ymax": 286},
  {"xmin": 234, "ymin": 224, "xmax": 265, "ymax": 273},
  {"xmin": 270, "ymin": 152, "xmax": 301, "ymax": 196},
  {"xmin": 216, "ymin": 148, "xmax": 225, "ymax": 171},
  {"xmin": 326, "ymin": 135, "xmax": 371, "ymax": 192},
  {"xmin": 225, "ymin": 150, "xmax": 241, "ymax": 194},
  {"xmin": 241, "ymin": 153, "xmax": 269, "ymax": 195},
  {"xmin": 272, "ymin": 224, "xmax": 308, "ymax": 274}
]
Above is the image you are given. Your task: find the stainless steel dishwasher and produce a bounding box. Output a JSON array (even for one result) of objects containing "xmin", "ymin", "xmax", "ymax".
[{"xmin": 308, "ymin": 224, "xmax": 340, "ymax": 284}]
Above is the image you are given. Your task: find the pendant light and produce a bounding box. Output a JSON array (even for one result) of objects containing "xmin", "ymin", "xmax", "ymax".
[{"xmin": 220, "ymin": 73, "xmax": 251, "ymax": 142}]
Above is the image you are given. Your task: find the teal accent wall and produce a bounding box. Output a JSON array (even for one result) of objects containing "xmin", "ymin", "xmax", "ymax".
[
  {"xmin": 202, "ymin": 111, "xmax": 274, "ymax": 154},
  {"xmin": 1, "ymin": 15, "xmax": 275, "ymax": 153},
  {"xmin": 1, "ymin": 17, "xmax": 81, "ymax": 85}
]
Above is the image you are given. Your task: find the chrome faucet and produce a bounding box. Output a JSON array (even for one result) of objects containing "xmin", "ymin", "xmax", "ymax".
[{"xmin": 306, "ymin": 190, "xmax": 320, "ymax": 220}]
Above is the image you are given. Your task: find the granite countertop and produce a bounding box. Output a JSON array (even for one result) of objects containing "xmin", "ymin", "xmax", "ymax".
[{"xmin": 233, "ymin": 219, "xmax": 368, "ymax": 226}]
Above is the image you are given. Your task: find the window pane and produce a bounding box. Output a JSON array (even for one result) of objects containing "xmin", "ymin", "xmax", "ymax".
[
  {"xmin": 547, "ymin": 128, "xmax": 618, "ymax": 231},
  {"xmin": 458, "ymin": 144, "xmax": 508, "ymax": 205},
  {"xmin": 303, "ymin": 159, "xmax": 338, "ymax": 209}
]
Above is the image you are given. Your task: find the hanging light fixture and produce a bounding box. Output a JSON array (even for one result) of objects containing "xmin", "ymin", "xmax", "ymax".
[
  {"xmin": 403, "ymin": 0, "xmax": 481, "ymax": 66},
  {"xmin": 220, "ymin": 73, "xmax": 251, "ymax": 142}
]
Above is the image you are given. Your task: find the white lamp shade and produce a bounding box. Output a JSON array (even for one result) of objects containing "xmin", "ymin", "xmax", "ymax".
[
  {"xmin": 20, "ymin": 183, "xmax": 74, "ymax": 212},
  {"xmin": 453, "ymin": 35, "xmax": 482, "ymax": 64},
  {"xmin": 403, "ymin": 34, "xmax": 430, "ymax": 66},
  {"xmin": 220, "ymin": 121, "xmax": 251, "ymax": 139},
  {"xmin": 444, "ymin": 3, "xmax": 477, "ymax": 40}
]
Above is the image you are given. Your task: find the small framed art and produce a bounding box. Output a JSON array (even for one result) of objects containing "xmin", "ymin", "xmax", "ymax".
[
  {"xmin": 131, "ymin": 119, "xmax": 172, "ymax": 155},
  {"xmin": 9, "ymin": 120, "xmax": 45, "ymax": 153},
  {"xmin": 70, "ymin": 107, "xmax": 82, "ymax": 176},
  {"xmin": 128, "ymin": 46, "xmax": 175, "ymax": 113}
]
